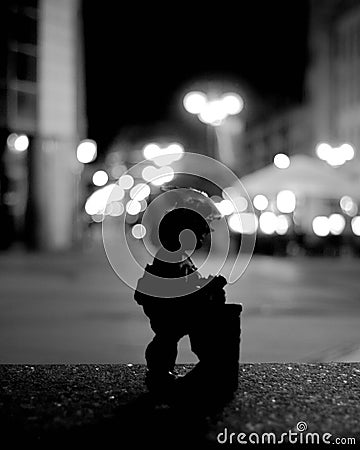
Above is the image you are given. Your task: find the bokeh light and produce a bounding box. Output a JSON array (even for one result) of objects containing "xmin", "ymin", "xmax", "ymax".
[
  {"xmin": 150, "ymin": 166, "xmax": 174, "ymax": 186},
  {"xmin": 328, "ymin": 213, "xmax": 346, "ymax": 235},
  {"xmin": 228, "ymin": 213, "xmax": 258, "ymax": 234},
  {"xmin": 276, "ymin": 215, "xmax": 289, "ymax": 235},
  {"xmin": 340, "ymin": 196, "xmax": 358, "ymax": 216},
  {"xmin": 92, "ymin": 170, "xmax": 108, "ymax": 187},
  {"xmin": 130, "ymin": 183, "xmax": 151, "ymax": 201},
  {"xmin": 126, "ymin": 200, "xmax": 141, "ymax": 215},
  {"xmin": 312, "ymin": 216, "xmax": 330, "ymax": 237},
  {"xmin": 221, "ymin": 93, "xmax": 244, "ymax": 115},
  {"xmin": 259, "ymin": 211, "xmax": 277, "ymax": 235},
  {"xmin": 118, "ymin": 174, "xmax": 134, "ymax": 190},
  {"xmin": 253, "ymin": 194, "xmax": 268, "ymax": 211},
  {"xmin": 132, "ymin": 224, "xmax": 147, "ymax": 239},
  {"xmin": 13, "ymin": 134, "xmax": 29, "ymax": 152},
  {"xmin": 316, "ymin": 143, "xmax": 331, "ymax": 161},
  {"xmin": 276, "ymin": 190, "xmax": 296, "ymax": 213},
  {"xmin": 273, "ymin": 153, "xmax": 290, "ymax": 169},
  {"xmin": 351, "ymin": 216, "xmax": 360, "ymax": 236},
  {"xmin": 183, "ymin": 91, "xmax": 207, "ymax": 114},
  {"xmin": 76, "ymin": 139, "xmax": 97, "ymax": 163},
  {"xmin": 215, "ymin": 199, "xmax": 235, "ymax": 216}
]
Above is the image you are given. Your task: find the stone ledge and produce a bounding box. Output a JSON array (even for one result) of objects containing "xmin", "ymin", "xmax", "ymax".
[{"xmin": 1, "ymin": 363, "xmax": 360, "ymax": 446}]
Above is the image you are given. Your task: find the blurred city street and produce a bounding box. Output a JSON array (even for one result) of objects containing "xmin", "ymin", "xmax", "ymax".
[{"xmin": 1, "ymin": 240, "xmax": 360, "ymax": 364}]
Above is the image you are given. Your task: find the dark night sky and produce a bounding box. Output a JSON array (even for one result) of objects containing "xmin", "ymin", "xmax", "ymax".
[{"xmin": 82, "ymin": 1, "xmax": 310, "ymax": 154}]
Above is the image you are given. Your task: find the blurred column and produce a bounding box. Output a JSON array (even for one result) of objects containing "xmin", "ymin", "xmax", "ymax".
[{"xmin": 32, "ymin": 0, "xmax": 85, "ymax": 250}]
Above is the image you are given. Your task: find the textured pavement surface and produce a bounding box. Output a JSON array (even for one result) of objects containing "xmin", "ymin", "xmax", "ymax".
[
  {"xmin": 1, "ymin": 364, "xmax": 360, "ymax": 446},
  {"xmin": 1, "ymin": 247, "xmax": 360, "ymax": 364}
]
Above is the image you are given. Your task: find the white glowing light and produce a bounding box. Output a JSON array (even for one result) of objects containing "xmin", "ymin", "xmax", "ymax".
[
  {"xmin": 139, "ymin": 199, "xmax": 148, "ymax": 212},
  {"xmin": 183, "ymin": 91, "xmax": 207, "ymax": 114},
  {"xmin": 84, "ymin": 184, "xmax": 115, "ymax": 215},
  {"xmin": 276, "ymin": 215, "xmax": 289, "ymax": 235},
  {"xmin": 259, "ymin": 211, "xmax": 277, "ymax": 235},
  {"xmin": 130, "ymin": 183, "xmax": 151, "ymax": 201},
  {"xmin": 351, "ymin": 216, "xmax": 360, "ymax": 236},
  {"xmin": 276, "ymin": 190, "xmax": 296, "ymax": 213},
  {"xmin": 143, "ymin": 143, "xmax": 161, "ymax": 160},
  {"xmin": 198, "ymin": 100, "xmax": 227, "ymax": 125},
  {"xmin": 92, "ymin": 170, "xmax": 109, "ymax": 187},
  {"xmin": 126, "ymin": 200, "xmax": 142, "ymax": 215},
  {"xmin": 142, "ymin": 165, "xmax": 157, "ymax": 182},
  {"xmin": 326, "ymin": 147, "xmax": 346, "ymax": 167},
  {"xmin": 111, "ymin": 165, "xmax": 127, "ymax": 179},
  {"xmin": 118, "ymin": 174, "xmax": 134, "ymax": 190},
  {"xmin": 328, "ymin": 213, "xmax": 346, "ymax": 235},
  {"xmin": 92, "ymin": 214, "xmax": 103, "ymax": 223},
  {"xmin": 340, "ymin": 143, "xmax": 355, "ymax": 161},
  {"xmin": 150, "ymin": 166, "xmax": 174, "ymax": 186},
  {"xmin": 12, "ymin": 134, "xmax": 29, "ymax": 152},
  {"xmin": 316, "ymin": 143, "xmax": 331, "ymax": 161},
  {"xmin": 7, "ymin": 133, "xmax": 18, "ymax": 149},
  {"xmin": 273, "ymin": 153, "xmax": 290, "ymax": 169},
  {"xmin": 109, "ymin": 202, "xmax": 124, "ymax": 217},
  {"xmin": 228, "ymin": 213, "xmax": 258, "ymax": 234},
  {"xmin": 132, "ymin": 224, "xmax": 147, "ymax": 239},
  {"xmin": 221, "ymin": 93, "xmax": 244, "ymax": 115},
  {"xmin": 215, "ymin": 199, "xmax": 235, "ymax": 216},
  {"xmin": 109, "ymin": 185, "xmax": 125, "ymax": 201},
  {"xmin": 253, "ymin": 194, "xmax": 269, "ymax": 211},
  {"xmin": 153, "ymin": 143, "xmax": 184, "ymax": 166},
  {"xmin": 76, "ymin": 139, "xmax": 97, "ymax": 163},
  {"xmin": 312, "ymin": 216, "xmax": 330, "ymax": 237},
  {"xmin": 233, "ymin": 196, "xmax": 248, "ymax": 213}
]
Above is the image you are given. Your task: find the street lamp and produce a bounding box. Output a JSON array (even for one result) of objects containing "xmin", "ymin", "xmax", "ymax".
[
  {"xmin": 76, "ymin": 139, "xmax": 97, "ymax": 164},
  {"xmin": 183, "ymin": 90, "xmax": 244, "ymax": 162},
  {"xmin": 315, "ymin": 142, "xmax": 355, "ymax": 167},
  {"xmin": 183, "ymin": 91, "xmax": 243, "ymax": 127}
]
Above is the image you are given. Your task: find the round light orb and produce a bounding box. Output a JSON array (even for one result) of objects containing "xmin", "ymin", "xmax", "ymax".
[
  {"xmin": 316, "ymin": 143, "xmax": 331, "ymax": 161},
  {"xmin": 12, "ymin": 134, "xmax": 29, "ymax": 152},
  {"xmin": 273, "ymin": 153, "xmax": 290, "ymax": 169},
  {"xmin": 150, "ymin": 166, "xmax": 174, "ymax": 186},
  {"xmin": 183, "ymin": 91, "xmax": 207, "ymax": 114},
  {"xmin": 132, "ymin": 224, "xmax": 147, "ymax": 239},
  {"xmin": 198, "ymin": 100, "xmax": 227, "ymax": 125},
  {"xmin": 221, "ymin": 93, "xmax": 244, "ymax": 115},
  {"xmin": 126, "ymin": 200, "xmax": 141, "ymax": 215},
  {"xmin": 143, "ymin": 143, "xmax": 161, "ymax": 160},
  {"xmin": 312, "ymin": 216, "xmax": 330, "ymax": 237},
  {"xmin": 276, "ymin": 215, "xmax": 289, "ymax": 235},
  {"xmin": 326, "ymin": 147, "xmax": 346, "ymax": 167},
  {"xmin": 259, "ymin": 211, "xmax": 277, "ymax": 235},
  {"xmin": 253, "ymin": 194, "xmax": 269, "ymax": 211},
  {"xmin": 76, "ymin": 139, "xmax": 97, "ymax": 163},
  {"xmin": 215, "ymin": 199, "xmax": 235, "ymax": 216},
  {"xmin": 142, "ymin": 165, "xmax": 157, "ymax": 182},
  {"xmin": 228, "ymin": 213, "xmax": 258, "ymax": 234},
  {"xmin": 233, "ymin": 196, "xmax": 248, "ymax": 213},
  {"xmin": 340, "ymin": 143, "xmax": 355, "ymax": 161},
  {"xmin": 130, "ymin": 183, "xmax": 151, "ymax": 201},
  {"xmin": 276, "ymin": 190, "xmax": 296, "ymax": 213},
  {"xmin": 109, "ymin": 202, "xmax": 124, "ymax": 217},
  {"xmin": 118, "ymin": 174, "xmax": 134, "ymax": 190},
  {"xmin": 92, "ymin": 170, "xmax": 108, "ymax": 187},
  {"xmin": 110, "ymin": 164, "xmax": 127, "ymax": 179},
  {"xmin": 351, "ymin": 216, "xmax": 360, "ymax": 236},
  {"xmin": 328, "ymin": 213, "xmax": 346, "ymax": 235}
]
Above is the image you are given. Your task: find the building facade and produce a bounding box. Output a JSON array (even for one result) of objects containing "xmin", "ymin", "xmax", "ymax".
[
  {"xmin": 0, "ymin": 0, "xmax": 86, "ymax": 250},
  {"xmin": 240, "ymin": 0, "xmax": 360, "ymax": 178}
]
